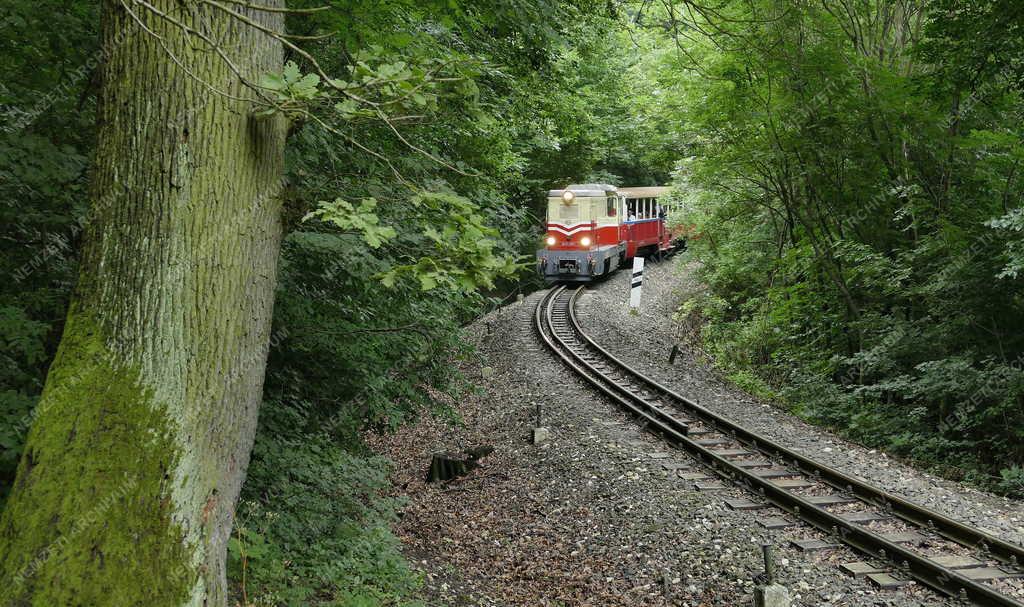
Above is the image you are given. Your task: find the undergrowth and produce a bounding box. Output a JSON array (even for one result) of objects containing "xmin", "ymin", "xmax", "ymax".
[
  {"xmin": 680, "ymin": 289, "xmax": 1024, "ymax": 499},
  {"xmin": 228, "ymin": 399, "xmax": 424, "ymax": 607}
]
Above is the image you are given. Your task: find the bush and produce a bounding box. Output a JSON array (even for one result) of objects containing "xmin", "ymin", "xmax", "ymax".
[
  {"xmin": 229, "ymin": 400, "xmax": 423, "ymax": 607},
  {"xmin": 998, "ymin": 466, "xmax": 1024, "ymax": 499}
]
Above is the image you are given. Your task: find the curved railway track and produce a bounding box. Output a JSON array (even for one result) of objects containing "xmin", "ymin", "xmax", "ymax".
[{"xmin": 536, "ymin": 285, "xmax": 1024, "ymax": 606}]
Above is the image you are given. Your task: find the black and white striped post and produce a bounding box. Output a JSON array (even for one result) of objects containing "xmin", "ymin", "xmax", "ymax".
[{"xmin": 629, "ymin": 256, "xmax": 645, "ymax": 311}]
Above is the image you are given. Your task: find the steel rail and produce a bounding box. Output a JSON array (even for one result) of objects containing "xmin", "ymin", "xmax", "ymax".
[
  {"xmin": 566, "ymin": 288, "xmax": 1024, "ymax": 568},
  {"xmin": 536, "ymin": 285, "xmax": 1024, "ymax": 607},
  {"xmin": 533, "ymin": 286, "xmax": 691, "ymax": 438}
]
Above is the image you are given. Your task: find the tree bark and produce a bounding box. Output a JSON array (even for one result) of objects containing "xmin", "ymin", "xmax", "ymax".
[{"xmin": 0, "ymin": 2, "xmax": 287, "ymax": 605}]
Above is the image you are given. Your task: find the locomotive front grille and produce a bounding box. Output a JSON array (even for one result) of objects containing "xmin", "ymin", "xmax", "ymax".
[{"xmin": 558, "ymin": 259, "xmax": 579, "ymax": 273}]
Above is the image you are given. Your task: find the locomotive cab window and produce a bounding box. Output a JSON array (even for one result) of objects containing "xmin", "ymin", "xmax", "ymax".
[{"xmin": 607, "ymin": 196, "xmax": 616, "ymax": 217}]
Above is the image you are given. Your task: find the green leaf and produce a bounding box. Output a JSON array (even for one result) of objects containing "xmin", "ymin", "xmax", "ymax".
[
  {"xmin": 418, "ymin": 273, "xmax": 438, "ymax": 290},
  {"xmin": 283, "ymin": 61, "xmax": 301, "ymax": 84}
]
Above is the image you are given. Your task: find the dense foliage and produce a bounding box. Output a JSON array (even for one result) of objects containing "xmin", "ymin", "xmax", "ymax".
[
  {"xmin": 0, "ymin": 0, "xmax": 98, "ymax": 500},
  {"xmin": 646, "ymin": 0, "xmax": 1024, "ymax": 495},
  {"xmin": 232, "ymin": 2, "xmax": 676, "ymax": 601},
  {"xmin": 0, "ymin": 0, "xmax": 670, "ymax": 603},
  {"xmin": 6, "ymin": 0, "xmax": 1021, "ymax": 602}
]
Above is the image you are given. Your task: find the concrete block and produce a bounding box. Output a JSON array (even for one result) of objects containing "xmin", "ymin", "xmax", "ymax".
[
  {"xmin": 929, "ymin": 555, "xmax": 983, "ymax": 569},
  {"xmin": 789, "ymin": 539, "xmax": 839, "ymax": 553},
  {"xmin": 661, "ymin": 461, "xmax": 690, "ymax": 471},
  {"xmin": 754, "ymin": 583, "xmax": 791, "ymax": 607},
  {"xmin": 961, "ymin": 567, "xmax": 1023, "ymax": 581},
  {"xmin": 866, "ymin": 573, "xmax": 910, "ymax": 589},
  {"xmin": 757, "ymin": 517, "xmax": 794, "ymax": 530},
  {"xmin": 806, "ymin": 495, "xmax": 858, "ymax": 506},
  {"xmin": 725, "ymin": 499, "xmax": 767, "ymax": 511},
  {"xmin": 770, "ymin": 478, "xmax": 816, "ymax": 490},
  {"xmin": 678, "ymin": 471, "xmax": 710, "ymax": 480},
  {"xmin": 840, "ymin": 562, "xmax": 885, "ymax": 578},
  {"xmin": 840, "ymin": 511, "xmax": 890, "ymax": 524}
]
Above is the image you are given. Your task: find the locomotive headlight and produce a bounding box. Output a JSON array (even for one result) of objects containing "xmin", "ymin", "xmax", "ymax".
[
  {"xmin": 546, "ymin": 236, "xmax": 557, "ymax": 246},
  {"xmin": 580, "ymin": 236, "xmax": 592, "ymax": 247},
  {"xmin": 562, "ymin": 191, "xmax": 575, "ymax": 203}
]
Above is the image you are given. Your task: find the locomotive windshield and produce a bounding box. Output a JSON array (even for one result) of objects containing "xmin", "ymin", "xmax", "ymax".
[
  {"xmin": 546, "ymin": 185, "xmax": 621, "ymax": 224},
  {"xmin": 546, "ymin": 196, "xmax": 624, "ymax": 223}
]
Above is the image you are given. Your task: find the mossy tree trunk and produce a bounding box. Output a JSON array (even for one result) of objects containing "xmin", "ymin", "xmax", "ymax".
[{"xmin": 0, "ymin": 2, "xmax": 287, "ymax": 605}]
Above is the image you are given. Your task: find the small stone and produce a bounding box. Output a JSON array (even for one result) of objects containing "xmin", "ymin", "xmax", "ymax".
[{"xmin": 533, "ymin": 427, "xmax": 551, "ymax": 445}]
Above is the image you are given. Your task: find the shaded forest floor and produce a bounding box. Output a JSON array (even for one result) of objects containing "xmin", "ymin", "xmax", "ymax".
[{"xmin": 371, "ymin": 260, "xmax": 1023, "ymax": 606}]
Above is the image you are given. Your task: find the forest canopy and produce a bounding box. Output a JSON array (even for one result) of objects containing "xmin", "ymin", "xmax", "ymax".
[{"xmin": 1, "ymin": 0, "xmax": 1022, "ymax": 604}]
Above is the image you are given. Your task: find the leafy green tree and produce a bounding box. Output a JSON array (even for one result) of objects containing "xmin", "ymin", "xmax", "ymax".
[
  {"xmin": 0, "ymin": 1, "xmax": 703, "ymax": 604},
  {"xmin": 0, "ymin": 0, "xmax": 99, "ymax": 500},
  {"xmin": 1, "ymin": 1, "xmax": 291, "ymax": 604},
  {"xmin": 649, "ymin": 0, "xmax": 1024, "ymax": 492}
]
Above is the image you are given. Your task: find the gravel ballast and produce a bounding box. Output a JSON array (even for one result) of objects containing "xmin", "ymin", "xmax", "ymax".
[
  {"xmin": 372, "ymin": 259, "xmax": 1022, "ymax": 606},
  {"xmin": 578, "ymin": 259, "xmax": 1024, "ymax": 548}
]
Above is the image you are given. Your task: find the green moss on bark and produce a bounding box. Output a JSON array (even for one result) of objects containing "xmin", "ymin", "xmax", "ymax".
[{"xmin": 0, "ymin": 308, "xmax": 194, "ymax": 606}]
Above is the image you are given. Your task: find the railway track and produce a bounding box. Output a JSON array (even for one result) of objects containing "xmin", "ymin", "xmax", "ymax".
[{"xmin": 536, "ymin": 285, "xmax": 1024, "ymax": 606}]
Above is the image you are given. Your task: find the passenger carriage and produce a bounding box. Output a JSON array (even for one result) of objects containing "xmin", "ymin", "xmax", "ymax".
[{"xmin": 536, "ymin": 184, "xmax": 685, "ymax": 282}]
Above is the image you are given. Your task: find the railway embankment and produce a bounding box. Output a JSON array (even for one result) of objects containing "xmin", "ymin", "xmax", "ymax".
[
  {"xmin": 371, "ymin": 260, "xmax": 1023, "ymax": 607},
  {"xmin": 579, "ymin": 260, "xmax": 1024, "ymax": 548}
]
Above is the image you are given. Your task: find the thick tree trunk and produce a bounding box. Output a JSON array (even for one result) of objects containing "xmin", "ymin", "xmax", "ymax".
[{"xmin": 0, "ymin": 2, "xmax": 287, "ymax": 605}]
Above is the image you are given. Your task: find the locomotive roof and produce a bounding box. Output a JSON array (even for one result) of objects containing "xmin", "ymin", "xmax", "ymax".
[
  {"xmin": 547, "ymin": 183, "xmax": 618, "ymax": 197},
  {"xmin": 546, "ymin": 184, "xmax": 673, "ymax": 198}
]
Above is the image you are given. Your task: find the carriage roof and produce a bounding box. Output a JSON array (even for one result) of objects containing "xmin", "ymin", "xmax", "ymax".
[{"xmin": 617, "ymin": 187, "xmax": 671, "ymax": 199}]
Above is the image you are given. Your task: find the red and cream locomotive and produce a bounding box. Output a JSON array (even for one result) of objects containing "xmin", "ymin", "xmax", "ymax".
[{"xmin": 536, "ymin": 184, "xmax": 685, "ymax": 282}]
